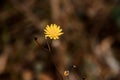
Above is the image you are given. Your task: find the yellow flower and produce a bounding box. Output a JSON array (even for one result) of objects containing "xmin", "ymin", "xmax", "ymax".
[{"xmin": 44, "ymin": 24, "xmax": 63, "ymax": 40}]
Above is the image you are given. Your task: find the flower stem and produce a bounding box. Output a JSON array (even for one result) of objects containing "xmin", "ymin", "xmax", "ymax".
[
  {"xmin": 46, "ymin": 39, "xmax": 63, "ymax": 80},
  {"xmin": 46, "ymin": 39, "xmax": 51, "ymax": 52},
  {"xmin": 66, "ymin": 76, "xmax": 70, "ymax": 80}
]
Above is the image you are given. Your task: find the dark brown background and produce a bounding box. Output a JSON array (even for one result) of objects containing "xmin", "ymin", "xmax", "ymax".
[{"xmin": 0, "ymin": 0, "xmax": 120, "ymax": 80}]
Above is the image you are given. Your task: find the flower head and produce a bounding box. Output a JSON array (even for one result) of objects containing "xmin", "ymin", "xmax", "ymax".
[
  {"xmin": 44, "ymin": 24, "xmax": 63, "ymax": 40},
  {"xmin": 64, "ymin": 70, "xmax": 69, "ymax": 77}
]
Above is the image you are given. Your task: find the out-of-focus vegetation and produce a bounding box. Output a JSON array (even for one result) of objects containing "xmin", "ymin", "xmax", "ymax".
[{"xmin": 0, "ymin": 0, "xmax": 120, "ymax": 80}]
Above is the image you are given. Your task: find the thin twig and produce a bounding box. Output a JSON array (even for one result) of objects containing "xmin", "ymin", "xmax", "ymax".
[{"xmin": 33, "ymin": 37, "xmax": 48, "ymax": 51}]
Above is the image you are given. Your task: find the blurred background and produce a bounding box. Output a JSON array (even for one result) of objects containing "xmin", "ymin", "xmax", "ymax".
[{"xmin": 0, "ymin": 0, "xmax": 120, "ymax": 80}]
